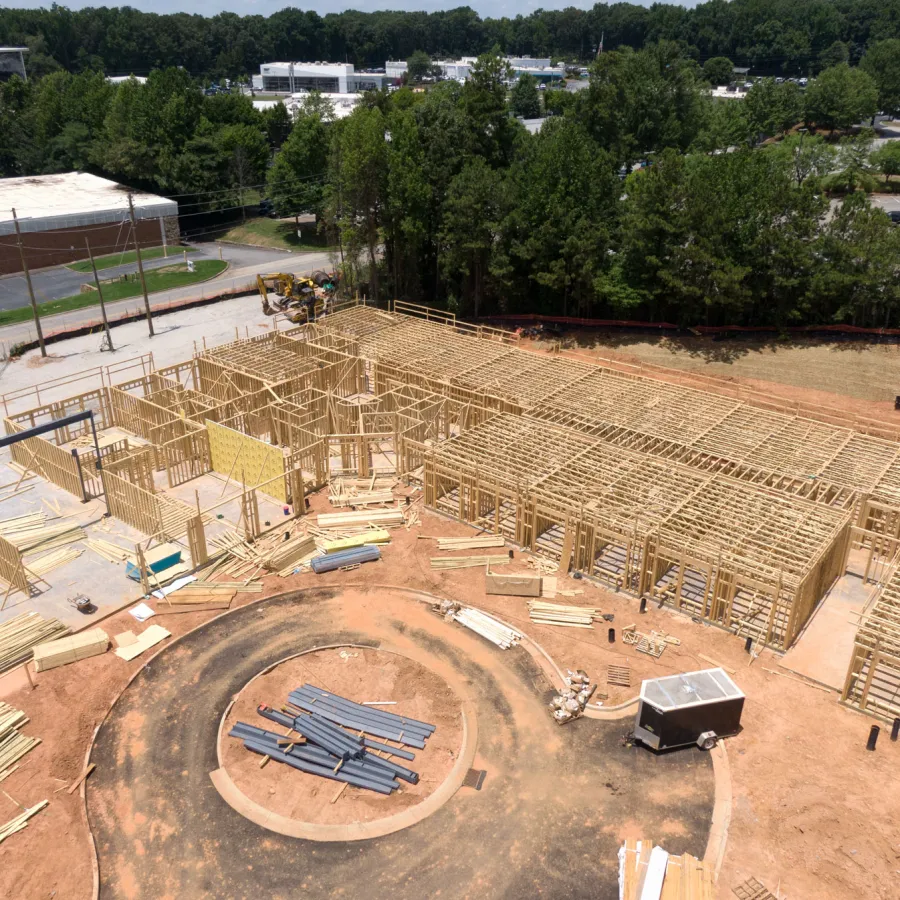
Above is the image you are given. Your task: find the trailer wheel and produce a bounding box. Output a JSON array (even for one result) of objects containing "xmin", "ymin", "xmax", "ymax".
[{"xmin": 697, "ymin": 731, "xmax": 717, "ymax": 750}]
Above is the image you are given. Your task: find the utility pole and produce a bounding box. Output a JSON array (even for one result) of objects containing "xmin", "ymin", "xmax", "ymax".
[
  {"xmin": 11, "ymin": 208, "xmax": 46, "ymax": 357},
  {"xmin": 85, "ymin": 238, "xmax": 114, "ymax": 352},
  {"xmin": 127, "ymin": 193, "xmax": 154, "ymax": 337}
]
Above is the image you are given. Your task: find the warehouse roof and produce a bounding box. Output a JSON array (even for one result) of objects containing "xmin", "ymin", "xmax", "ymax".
[{"xmin": 0, "ymin": 172, "xmax": 177, "ymax": 236}]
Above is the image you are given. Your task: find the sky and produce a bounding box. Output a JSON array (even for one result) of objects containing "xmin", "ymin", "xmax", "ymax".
[{"xmin": 3, "ymin": 0, "xmax": 673, "ymax": 20}]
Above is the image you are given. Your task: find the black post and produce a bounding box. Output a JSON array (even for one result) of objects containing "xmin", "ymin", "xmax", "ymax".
[
  {"xmin": 744, "ymin": 636, "xmax": 753, "ymax": 653},
  {"xmin": 866, "ymin": 725, "xmax": 880, "ymax": 751},
  {"xmin": 891, "ymin": 718, "xmax": 900, "ymax": 742},
  {"xmin": 608, "ymin": 627, "xmax": 615, "ymax": 643},
  {"xmin": 639, "ymin": 597, "xmax": 647, "ymax": 614}
]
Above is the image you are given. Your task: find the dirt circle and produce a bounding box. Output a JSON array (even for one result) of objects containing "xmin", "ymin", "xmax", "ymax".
[{"xmin": 220, "ymin": 645, "xmax": 464, "ymax": 828}]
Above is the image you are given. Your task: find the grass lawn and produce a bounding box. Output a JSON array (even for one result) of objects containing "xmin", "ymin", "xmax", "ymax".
[
  {"xmin": 66, "ymin": 245, "xmax": 196, "ymax": 273},
  {"xmin": 220, "ymin": 217, "xmax": 333, "ymax": 252},
  {"xmin": 0, "ymin": 260, "xmax": 227, "ymax": 327}
]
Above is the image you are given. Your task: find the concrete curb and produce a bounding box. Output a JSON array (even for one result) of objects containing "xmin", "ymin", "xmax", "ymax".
[{"xmin": 210, "ymin": 640, "xmax": 477, "ymax": 842}]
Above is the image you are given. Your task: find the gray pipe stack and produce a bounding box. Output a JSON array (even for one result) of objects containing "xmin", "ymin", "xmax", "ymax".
[{"xmin": 227, "ymin": 685, "xmax": 435, "ymax": 795}]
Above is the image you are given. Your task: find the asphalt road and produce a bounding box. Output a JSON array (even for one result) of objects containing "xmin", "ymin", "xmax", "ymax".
[
  {"xmin": 0, "ymin": 248, "xmax": 335, "ymax": 348},
  {"xmin": 0, "ymin": 241, "xmax": 294, "ymax": 311},
  {"xmin": 872, "ymin": 194, "xmax": 900, "ymax": 214}
]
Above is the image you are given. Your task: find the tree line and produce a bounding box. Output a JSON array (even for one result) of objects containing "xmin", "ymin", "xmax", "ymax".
[
  {"xmin": 270, "ymin": 46, "xmax": 900, "ymax": 329},
  {"xmin": 4, "ymin": 1, "xmax": 900, "ymax": 80}
]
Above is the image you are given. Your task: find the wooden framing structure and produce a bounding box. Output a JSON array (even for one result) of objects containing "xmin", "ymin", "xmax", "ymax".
[{"xmin": 843, "ymin": 553, "xmax": 900, "ymax": 722}]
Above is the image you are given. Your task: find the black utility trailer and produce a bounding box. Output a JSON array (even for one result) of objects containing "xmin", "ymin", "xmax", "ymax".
[{"xmin": 633, "ymin": 667, "xmax": 744, "ymax": 751}]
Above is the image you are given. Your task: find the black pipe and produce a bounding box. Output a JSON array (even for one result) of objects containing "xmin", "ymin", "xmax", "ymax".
[
  {"xmin": 608, "ymin": 627, "xmax": 615, "ymax": 643},
  {"xmin": 639, "ymin": 597, "xmax": 647, "ymax": 614},
  {"xmin": 363, "ymin": 738, "xmax": 415, "ymax": 761},
  {"xmin": 892, "ymin": 718, "xmax": 900, "ymax": 742},
  {"xmin": 288, "ymin": 698, "xmax": 425, "ymax": 747},
  {"xmin": 744, "ymin": 636, "xmax": 753, "ymax": 653},
  {"xmin": 866, "ymin": 725, "xmax": 880, "ymax": 751},
  {"xmin": 290, "ymin": 694, "xmax": 433, "ymax": 739},
  {"xmin": 359, "ymin": 752, "xmax": 419, "ymax": 784}
]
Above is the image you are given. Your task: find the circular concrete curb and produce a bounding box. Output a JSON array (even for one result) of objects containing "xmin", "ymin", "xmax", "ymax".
[
  {"xmin": 82, "ymin": 583, "xmax": 730, "ymax": 896},
  {"xmin": 210, "ymin": 641, "xmax": 477, "ymax": 842}
]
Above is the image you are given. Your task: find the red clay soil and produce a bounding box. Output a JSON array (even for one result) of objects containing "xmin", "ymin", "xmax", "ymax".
[
  {"xmin": 0, "ymin": 488, "xmax": 898, "ymax": 900},
  {"xmin": 525, "ymin": 334, "xmax": 900, "ymax": 423},
  {"xmin": 220, "ymin": 647, "xmax": 462, "ymax": 826}
]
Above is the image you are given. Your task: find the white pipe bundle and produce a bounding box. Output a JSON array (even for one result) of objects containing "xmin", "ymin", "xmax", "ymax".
[{"xmin": 454, "ymin": 607, "xmax": 522, "ymax": 649}]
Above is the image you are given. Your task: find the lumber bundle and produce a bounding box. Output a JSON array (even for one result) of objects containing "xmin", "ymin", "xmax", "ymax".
[
  {"xmin": 618, "ymin": 839, "xmax": 714, "ymax": 900},
  {"xmin": 430, "ymin": 554, "xmax": 510, "ymax": 570},
  {"xmin": 321, "ymin": 529, "xmax": 391, "ymax": 552},
  {"xmin": 528, "ymin": 600, "xmax": 601, "ymax": 629},
  {"xmin": 0, "ymin": 515, "xmax": 85, "ymax": 555},
  {"xmin": 0, "ymin": 612, "xmax": 70, "ymax": 675},
  {"xmin": 0, "ymin": 702, "xmax": 28, "ymax": 742},
  {"xmin": 0, "ymin": 801, "xmax": 48, "ymax": 846},
  {"xmin": 432, "ymin": 534, "xmax": 505, "ymax": 551},
  {"xmin": 0, "ymin": 729, "xmax": 40, "ymax": 778},
  {"xmin": 26, "ymin": 547, "xmax": 82, "ymax": 577},
  {"xmin": 265, "ymin": 534, "xmax": 317, "ymax": 572},
  {"xmin": 486, "ymin": 572, "xmax": 542, "ymax": 597},
  {"xmin": 317, "ymin": 509, "xmax": 405, "ymax": 529},
  {"xmin": 32, "ymin": 628, "xmax": 109, "ymax": 672},
  {"xmin": 85, "ymin": 538, "xmax": 134, "ymax": 564},
  {"xmin": 452, "ymin": 606, "xmax": 522, "ymax": 649}
]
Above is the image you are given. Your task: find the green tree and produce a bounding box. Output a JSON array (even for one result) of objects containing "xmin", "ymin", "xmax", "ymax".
[
  {"xmin": 860, "ymin": 40, "xmax": 900, "ymax": 118},
  {"xmin": 218, "ymin": 122, "xmax": 269, "ymax": 214},
  {"xmin": 871, "ymin": 141, "xmax": 900, "ymax": 182},
  {"xmin": 267, "ymin": 111, "xmax": 329, "ymax": 221},
  {"xmin": 326, "ymin": 106, "xmax": 388, "ymax": 300},
  {"xmin": 745, "ymin": 78, "xmax": 803, "ymax": 137},
  {"xmin": 261, "ymin": 102, "xmax": 293, "ymax": 148},
  {"xmin": 461, "ymin": 50, "xmax": 517, "ymax": 165},
  {"xmin": 703, "ymin": 57, "xmax": 733, "ymax": 86},
  {"xmin": 439, "ymin": 157, "xmax": 506, "ymax": 318},
  {"xmin": 509, "ymin": 73, "xmax": 541, "ymax": 119},
  {"xmin": 406, "ymin": 51, "xmax": 435, "ymax": 84},
  {"xmin": 804, "ymin": 64, "xmax": 879, "ymax": 133},
  {"xmin": 828, "ymin": 129, "xmax": 877, "ymax": 193},
  {"xmin": 818, "ymin": 41, "xmax": 849, "ymax": 72},
  {"xmin": 768, "ymin": 133, "xmax": 836, "ymax": 187}
]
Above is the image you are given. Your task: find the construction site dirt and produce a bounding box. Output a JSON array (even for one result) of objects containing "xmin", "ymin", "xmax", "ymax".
[{"xmin": 0, "ymin": 299, "xmax": 899, "ymax": 900}]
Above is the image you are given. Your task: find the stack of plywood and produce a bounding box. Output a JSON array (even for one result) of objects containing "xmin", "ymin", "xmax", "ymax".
[
  {"xmin": 32, "ymin": 628, "xmax": 109, "ymax": 672},
  {"xmin": 619, "ymin": 840, "xmax": 715, "ymax": 900}
]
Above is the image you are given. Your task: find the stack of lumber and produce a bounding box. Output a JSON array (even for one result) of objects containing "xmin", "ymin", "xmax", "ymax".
[
  {"xmin": 430, "ymin": 534, "xmax": 505, "ymax": 551},
  {"xmin": 0, "ymin": 800, "xmax": 48, "ymax": 846},
  {"xmin": 527, "ymin": 556, "xmax": 559, "ymax": 575},
  {"xmin": 0, "ymin": 710, "xmax": 40, "ymax": 780},
  {"xmin": 85, "ymin": 538, "xmax": 134, "ymax": 564},
  {"xmin": 321, "ymin": 529, "xmax": 391, "ymax": 553},
  {"xmin": 486, "ymin": 572, "xmax": 542, "ymax": 597},
  {"xmin": 26, "ymin": 547, "xmax": 82, "ymax": 577},
  {"xmin": 618, "ymin": 839, "xmax": 714, "ymax": 900},
  {"xmin": 329, "ymin": 483, "xmax": 395, "ymax": 508},
  {"xmin": 0, "ymin": 612, "xmax": 69, "ymax": 675},
  {"xmin": 32, "ymin": 628, "xmax": 108, "ymax": 672},
  {"xmin": 0, "ymin": 515, "xmax": 85, "ymax": 555},
  {"xmin": 452, "ymin": 607, "xmax": 522, "ymax": 649},
  {"xmin": 265, "ymin": 534, "xmax": 317, "ymax": 573},
  {"xmin": 527, "ymin": 600, "xmax": 601, "ymax": 629},
  {"xmin": 317, "ymin": 509, "xmax": 405, "ymax": 530},
  {"xmin": 160, "ymin": 581, "xmax": 262, "ymax": 611},
  {"xmin": 431, "ymin": 554, "xmax": 510, "ymax": 570}
]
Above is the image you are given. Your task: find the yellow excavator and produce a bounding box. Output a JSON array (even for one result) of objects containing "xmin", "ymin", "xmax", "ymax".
[{"xmin": 257, "ymin": 271, "xmax": 336, "ymax": 323}]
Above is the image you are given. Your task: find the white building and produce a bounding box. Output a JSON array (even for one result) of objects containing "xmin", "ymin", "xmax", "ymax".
[
  {"xmin": 384, "ymin": 56, "xmax": 564, "ymax": 84},
  {"xmin": 253, "ymin": 93, "xmax": 363, "ymax": 121},
  {"xmin": 256, "ymin": 62, "xmax": 391, "ymax": 95},
  {"xmin": 0, "ymin": 47, "xmax": 28, "ymax": 82}
]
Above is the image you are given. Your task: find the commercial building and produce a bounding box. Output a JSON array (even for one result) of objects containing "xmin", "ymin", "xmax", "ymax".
[
  {"xmin": 0, "ymin": 172, "xmax": 179, "ymax": 276},
  {"xmin": 253, "ymin": 93, "xmax": 362, "ymax": 121},
  {"xmin": 385, "ymin": 56, "xmax": 565, "ymax": 84},
  {"xmin": 0, "ymin": 47, "xmax": 27, "ymax": 82},
  {"xmin": 254, "ymin": 62, "xmax": 391, "ymax": 94}
]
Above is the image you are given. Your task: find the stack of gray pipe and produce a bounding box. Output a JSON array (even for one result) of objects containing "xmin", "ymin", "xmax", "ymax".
[
  {"xmin": 287, "ymin": 683, "xmax": 436, "ymax": 750},
  {"xmin": 227, "ymin": 685, "xmax": 435, "ymax": 795}
]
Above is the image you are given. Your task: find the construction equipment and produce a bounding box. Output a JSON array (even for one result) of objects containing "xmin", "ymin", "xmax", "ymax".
[{"xmin": 257, "ymin": 271, "xmax": 338, "ymax": 322}]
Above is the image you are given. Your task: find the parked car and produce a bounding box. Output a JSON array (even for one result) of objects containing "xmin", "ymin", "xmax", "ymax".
[{"xmin": 889, "ymin": 211, "xmax": 900, "ymax": 226}]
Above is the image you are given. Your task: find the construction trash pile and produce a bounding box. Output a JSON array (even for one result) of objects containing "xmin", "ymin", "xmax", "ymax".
[
  {"xmin": 229, "ymin": 683, "xmax": 433, "ymax": 795},
  {"xmin": 549, "ymin": 669, "xmax": 596, "ymax": 725}
]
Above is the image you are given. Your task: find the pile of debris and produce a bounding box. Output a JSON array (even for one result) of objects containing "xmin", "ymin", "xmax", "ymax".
[
  {"xmin": 229, "ymin": 683, "xmax": 432, "ymax": 795},
  {"xmin": 622, "ymin": 625, "xmax": 680, "ymax": 658},
  {"xmin": 439, "ymin": 600, "xmax": 522, "ymax": 649},
  {"xmin": 549, "ymin": 669, "xmax": 596, "ymax": 725}
]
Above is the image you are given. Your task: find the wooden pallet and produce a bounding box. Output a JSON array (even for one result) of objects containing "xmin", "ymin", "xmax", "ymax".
[
  {"xmin": 607, "ymin": 665, "xmax": 631, "ymax": 687},
  {"xmin": 732, "ymin": 877, "xmax": 778, "ymax": 900}
]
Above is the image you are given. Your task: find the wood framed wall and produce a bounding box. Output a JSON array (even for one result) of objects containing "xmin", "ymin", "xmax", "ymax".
[
  {"xmin": 206, "ymin": 419, "xmax": 287, "ymax": 503},
  {"xmin": 0, "ymin": 533, "xmax": 28, "ymax": 595}
]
